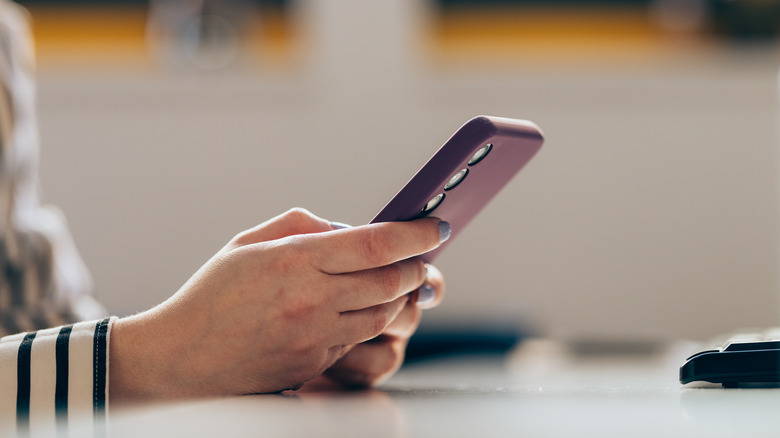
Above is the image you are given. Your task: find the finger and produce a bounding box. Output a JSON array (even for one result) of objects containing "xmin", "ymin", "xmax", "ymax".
[
  {"xmin": 323, "ymin": 336, "xmax": 406, "ymax": 387},
  {"xmin": 414, "ymin": 263, "xmax": 446, "ymax": 310},
  {"xmin": 322, "ymin": 344, "xmax": 350, "ymax": 372},
  {"xmin": 329, "ymin": 258, "xmax": 426, "ymax": 311},
  {"xmin": 230, "ymin": 208, "xmax": 334, "ymax": 248},
  {"xmin": 302, "ymin": 218, "xmax": 450, "ymax": 274},
  {"xmin": 383, "ymin": 297, "xmax": 421, "ymax": 338},
  {"xmin": 335, "ymin": 295, "xmax": 409, "ymax": 346}
]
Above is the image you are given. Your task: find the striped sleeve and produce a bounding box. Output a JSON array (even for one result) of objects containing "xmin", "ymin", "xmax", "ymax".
[{"xmin": 0, "ymin": 317, "xmax": 117, "ymax": 437}]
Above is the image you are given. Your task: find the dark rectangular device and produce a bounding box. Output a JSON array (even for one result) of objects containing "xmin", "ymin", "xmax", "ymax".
[
  {"xmin": 680, "ymin": 329, "xmax": 780, "ymax": 387},
  {"xmin": 370, "ymin": 115, "xmax": 544, "ymax": 263}
]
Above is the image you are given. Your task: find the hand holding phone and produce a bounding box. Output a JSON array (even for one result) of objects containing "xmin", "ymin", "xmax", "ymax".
[{"xmin": 371, "ymin": 115, "xmax": 544, "ymax": 262}]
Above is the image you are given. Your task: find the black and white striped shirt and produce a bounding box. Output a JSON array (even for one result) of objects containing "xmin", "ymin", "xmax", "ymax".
[
  {"xmin": 0, "ymin": 317, "xmax": 115, "ymax": 436},
  {"xmin": 0, "ymin": 1, "xmax": 115, "ymax": 434}
]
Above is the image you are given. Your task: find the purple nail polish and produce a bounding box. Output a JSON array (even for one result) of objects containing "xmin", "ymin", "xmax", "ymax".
[
  {"xmin": 438, "ymin": 221, "xmax": 451, "ymax": 243},
  {"xmin": 417, "ymin": 284, "xmax": 435, "ymax": 307},
  {"xmin": 329, "ymin": 221, "xmax": 352, "ymax": 230}
]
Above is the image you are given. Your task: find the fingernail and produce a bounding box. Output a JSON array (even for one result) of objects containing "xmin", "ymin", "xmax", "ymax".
[
  {"xmin": 416, "ymin": 283, "xmax": 435, "ymax": 307},
  {"xmin": 329, "ymin": 221, "xmax": 352, "ymax": 230},
  {"xmin": 438, "ymin": 221, "xmax": 451, "ymax": 243}
]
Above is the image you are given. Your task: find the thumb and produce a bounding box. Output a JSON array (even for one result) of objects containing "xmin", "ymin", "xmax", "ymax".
[{"xmin": 229, "ymin": 208, "xmax": 336, "ymax": 248}]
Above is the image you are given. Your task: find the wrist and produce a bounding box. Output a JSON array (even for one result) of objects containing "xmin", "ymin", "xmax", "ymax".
[{"xmin": 109, "ymin": 311, "xmax": 177, "ymax": 402}]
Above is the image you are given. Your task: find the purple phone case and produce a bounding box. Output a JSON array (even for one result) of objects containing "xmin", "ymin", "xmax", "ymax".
[{"xmin": 370, "ymin": 115, "xmax": 544, "ymax": 263}]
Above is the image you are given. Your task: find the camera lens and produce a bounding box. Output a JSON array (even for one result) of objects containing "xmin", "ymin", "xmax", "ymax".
[
  {"xmin": 444, "ymin": 168, "xmax": 468, "ymax": 191},
  {"xmin": 421, "ymin": 193, "xmax": 445, "ymax": 216},
  {"xmin": 468, "ymin": 143, "xmax": 493, "ymax": 166}
]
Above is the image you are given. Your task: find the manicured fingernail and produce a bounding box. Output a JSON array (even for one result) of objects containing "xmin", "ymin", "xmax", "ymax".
[
  {"xmin": 438, "ymin": 221, "xmax": 451, "ymax": 243},
  {"xmin": 329, "ymin": 221, "xmax": 352, "ymax": 230},
  {"xmin": 416, "ymin": 283, "xmax": 435, "ymax": 307}
]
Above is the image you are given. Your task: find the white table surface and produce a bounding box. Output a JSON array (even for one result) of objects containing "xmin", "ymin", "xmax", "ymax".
[{"xmin": 107, "ymin": 340, "xmax": 780, "ymax": 438}]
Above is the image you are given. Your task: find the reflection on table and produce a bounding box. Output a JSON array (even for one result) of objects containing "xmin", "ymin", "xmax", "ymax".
[{"xmin": 108, "ymin": 339, "xmax": 780, "ymax": 438}]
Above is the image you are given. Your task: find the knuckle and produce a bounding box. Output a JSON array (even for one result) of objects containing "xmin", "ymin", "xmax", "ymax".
[
  {"xmin": 362, "ymin": 226, "xmax": 393, "ymax": 266},
  {"xmin": 410, "ymin": 307, "xmax": 422, "ymax": 328},
  {"xmin": 297, "ymin": 350, "xmax": 330, "ymax": 382},
  {"xmin": 413, "ymin": 259, "xmax": 427, "ymax": 286},
  {"xmin": 386, "ymin": 342, "xmax": 405, "ymax": 371},
  {"xmin": 375, "ymin": 265, "xmax": 402, "ymax": 301},
  {"xmin": 375, "ymin": 354, "xmax": 400, "ymax": 378},
  {"xmin": 289, "ymin": 336, "xmax": 315, "ymax": 356},
  {"xmin": 369, "ymin": 306, "xmax": 390, "ymax": 338},
  {"xmin": 278, "ymin": 236, "xmax": 319, "ymax": 271},
  {"xmin": 288, "ymin": 334, "xmax": 325, "ymax": 366},
  {"xmin": 288, "ymin": 364, "xmax": 318, "ymax": 386},
  {"xmin": 403, "ymin": 307, "xmax": 422, "ymax": 335},
  {"xmin": 230, "ymin": 229, "xmax": 253, "ymax": 247},
  {"xmin": 283, "ymin": 208, "xmax": 315, "ymax": 228},
  {"xmin": 289, "ymin": 239, "xmax": 319, "ymax": 272},
  {"xmin": 366, "ymin": 342, "xmax": 404, "ymax": 382},
  {"xmin": 284, "ymin": 207, "xmax": 312, "ymax": 220}
]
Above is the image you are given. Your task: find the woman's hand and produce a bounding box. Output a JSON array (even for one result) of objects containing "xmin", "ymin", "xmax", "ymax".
[
  {"xmin": 109, "ymin": 208, "xmax": 449, "ymax": 400},
  {"xmin": 310, "ymin": 263, "xmax": 445, "ymax": 389}
]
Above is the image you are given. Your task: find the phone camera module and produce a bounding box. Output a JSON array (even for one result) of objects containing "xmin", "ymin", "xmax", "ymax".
[
  {"xmin": 444, "ymin": 168, "xmax": 468, "ymax": 191},
  {"xmin": 468, "ymin": 143, "xmax": 493, "ymax": 166},
  {"xmin": 421, "ymin": 193, "xmax": 445, "ymax": 216}
]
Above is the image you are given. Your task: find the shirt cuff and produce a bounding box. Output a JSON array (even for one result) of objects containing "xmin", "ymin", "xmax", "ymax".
[{"xmin": 0, "ymin": 316, "xmax": 117, "ymax": 436}]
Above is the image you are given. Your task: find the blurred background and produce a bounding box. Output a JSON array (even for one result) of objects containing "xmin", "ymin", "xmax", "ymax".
[{"xmin": 13, "ymin": 0, "xmax": 780, "ymax": 345}]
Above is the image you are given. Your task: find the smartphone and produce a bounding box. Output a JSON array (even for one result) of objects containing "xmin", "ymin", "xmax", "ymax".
[{"xmin": 370, "ymin": 115, "xmax": 544, "ymax": 263}]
